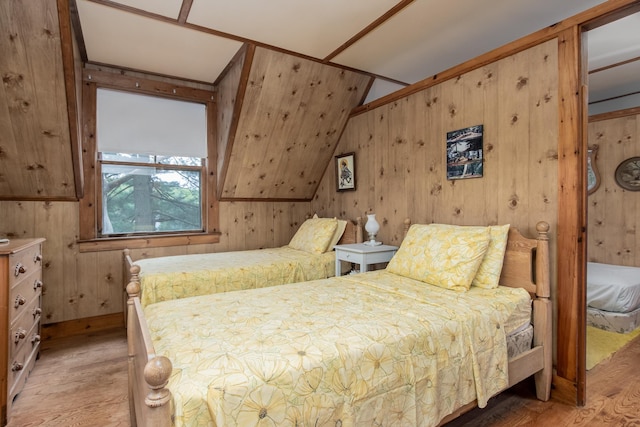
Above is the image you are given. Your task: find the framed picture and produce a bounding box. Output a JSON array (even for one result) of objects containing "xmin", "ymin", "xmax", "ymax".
[
  {"xmin": 335, "ymin": 152, "xmax": 356, "ymax": 191},
  {"xmin": 614, "ymin": 156, "xmax": 640, "ymax": 191},
  {"xmin": 446, "ymin": 124, "xmax": 484, "ymax": 180}
]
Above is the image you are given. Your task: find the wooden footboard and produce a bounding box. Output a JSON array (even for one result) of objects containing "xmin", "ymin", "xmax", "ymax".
[
  {"xmin": 126, "ymin": 278, "xmax": 172, "ymax": 427},
  {"xmin": 126, "ymin": 220, "xmax": 552, "ymax": 427},
  {"xmin": 437, "ymin": 221, "xmax": 552, "ymax": 426}
]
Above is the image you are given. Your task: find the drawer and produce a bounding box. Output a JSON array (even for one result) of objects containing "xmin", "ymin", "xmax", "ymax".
[
  {"xmin": 336, "ymin": 251, "xmax": 362, "ymax": 262},
  {"xmin": 9, "ymin": 295, "xmax": 41, "ymax": 360},
  {"xmin": 8, "ymin": 321, "xmax": 40, "ymax": 403},
  {"xmin": 10, "ymin": 269, "xmax": 42, "ymax": 323},
  {"xmin": 9, "ymin": 243, "xmax": 43, "ymax": 288}
]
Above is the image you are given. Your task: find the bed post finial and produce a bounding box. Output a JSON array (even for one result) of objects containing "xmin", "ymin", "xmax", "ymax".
[
  {"xmin": 403, "ymin": 218, "xmax": 411, "ymax": 239},
  {"xmin": 536, "ymin": 221, "xmax": 550, "ymax": 240},
  {"xmin": 143, "ymin": 356, "xmax": 173, "ymax": 425},
  {"xmin": 144, "ymin": 356, "xmax": 172, "ymax": 407},
  {"xmin": 127, "ymin": 265, "xmax": 141, "ymax": 298}
]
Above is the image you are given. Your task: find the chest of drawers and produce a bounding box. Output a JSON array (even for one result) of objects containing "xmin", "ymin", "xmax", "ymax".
[{"xmin": 0, "ymin": 238, "xmax": 45, "ymax": 426}]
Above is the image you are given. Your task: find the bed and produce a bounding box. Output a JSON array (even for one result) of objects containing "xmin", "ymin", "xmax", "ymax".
[
  {"xmin": 587, "ymin": 262, "xmax": 640, "ymax": 333},
  {"xmin": 126, "ymin": 220, "xmax": 552, "ymax": 427},
  {"xmin": 124, "ymin": 216, "xmax": 363, "ymax": 307}
]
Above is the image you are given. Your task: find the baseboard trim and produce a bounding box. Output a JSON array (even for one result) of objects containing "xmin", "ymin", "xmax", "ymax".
[{"xmin": 42, "ymin": 313, "xmax": 124, "ymax": 340}]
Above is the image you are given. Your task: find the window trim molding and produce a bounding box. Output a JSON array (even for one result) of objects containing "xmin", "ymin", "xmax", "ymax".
[{"xmin": 78, "ymin": 70, "xmax": 220, "ymax": 253}]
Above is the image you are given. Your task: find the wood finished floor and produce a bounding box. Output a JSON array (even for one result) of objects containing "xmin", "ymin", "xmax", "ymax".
[{"xmin": 7, "ymin": 327, "xmax": 640, "ymax": 426}]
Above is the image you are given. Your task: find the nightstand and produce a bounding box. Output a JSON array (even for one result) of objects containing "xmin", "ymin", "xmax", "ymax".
[{"xmin": 334, "ymin": 243, "xmax": 398, "ymax": 276}]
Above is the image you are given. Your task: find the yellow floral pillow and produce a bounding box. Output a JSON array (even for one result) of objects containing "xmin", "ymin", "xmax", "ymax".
[
  {"xmin": 313, "ymin": 214, "xmax": 348, "ymax": 250},
  {"xmin": 386, "ymin": 223, "xmax": 491, "ymax": 292},
  {"xmin": 472, "ymin": 224, "xmax": 510, "ymax": 289},
  {"xmin": 288, "ymin": 218, "xmax": 338, "ymax": 254}
]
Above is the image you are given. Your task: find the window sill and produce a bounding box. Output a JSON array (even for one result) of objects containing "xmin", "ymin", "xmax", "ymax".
[{"xmin": 77, "ymin": 232, "xmax": 221, "ymax": 253}]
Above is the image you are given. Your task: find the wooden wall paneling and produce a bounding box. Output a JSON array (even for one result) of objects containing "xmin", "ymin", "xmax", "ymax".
[
  {"xmin": 0, "ymin": 0, "xmax": 76, "ymax": 200},
  {"xmin": 71, "ymin": 251, "xmax": 93, "ymax": 321},
  {"xmin": 272, "ymin": 202, "xmax": 310, "ymax": 247},
  {"xmin": 478, "ymin": 63, "xmax": 501, "ymax": 223},
  {"xmin": 587, "ymin": 112, "xmax": 640, "ymax": 265},
  {"xmin": 94, "ymin": 250, "xmax": 124, "ymax": 316},
  {"xmin": 496, "ymin": 52, "xmax": 531, "ymax": 228},
  {"xmin": 220, "ymin": 47, "xmax": 370, "ymax": 200},
  {"xmin": 526, "ymin": 42, "xmax": 559, "ymax": 232},
  {"xmin": 419, "ymin": 85, "xmax": 444, "ymax": 225},
  {"xmin": 34, "ymin": 201, "xmax": 76, "ymax": 325},
  {"xmin": 586, "ymin": 119, "xmax": 607, "ymax": 262},
  {"xmin": 618, "ymin": 116, "xmax": 639, "ymax": 265},
  {"xmin": 437, "ymin": 75, "xmax": 465, "ymax": 225},
  {"xmin": 459, "ymin": 67, "xmax": 491, "ymax": 225},
  {"xmin": 216, "ymin": 44, "xmax": 249, "ymax": 196},
  {"xmin": 0, "ymin": 202, "xmax": 31, "ymax": 239},
  {"xmin": 57, "ymin": 0, "xmax": 84, "ymax": 199}
]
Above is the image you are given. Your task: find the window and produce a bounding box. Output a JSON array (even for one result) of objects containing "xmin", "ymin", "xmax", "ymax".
[
  {"xmin": 100, "ymin": 153, "xmax": 203, "ymax": 235},
  {"xmin": 78, "ymin": 74, "xmax": 219, "ymax": 251},
  {"xmin": 96, "ymin": 88, "xmax": 207, "ymax": 237}
]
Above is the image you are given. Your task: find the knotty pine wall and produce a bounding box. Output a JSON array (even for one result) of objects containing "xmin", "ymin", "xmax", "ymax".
[
  {"xmin": 587, "ymin": 110, "xmax": 640, "ymax": 266},
  {"xmin": 313, "ymin": 39, "xmax": 559, "ymax": 293},
  {"xmin": 0, "ymin": 200, "xmax": 311, "ymax": 324}
]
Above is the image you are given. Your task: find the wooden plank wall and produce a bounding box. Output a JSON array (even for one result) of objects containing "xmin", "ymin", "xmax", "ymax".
[
  {"xmin": 0, "ymin": 200, "xmax": 312, "ymax": 324},
  {"xmin": 0, "ymin": 0, "xmax": 77, "ymax": 200},
  {"xmin": 587, "ymin": 110, "xmax": 640, "ymax": 266},
  {"xmin": 219, "ymin": 47, "xmax": 372, "ymax": 200},
  {"xmin": 313, "ymin": 39, "xmax": 560, "ymax": 311}
]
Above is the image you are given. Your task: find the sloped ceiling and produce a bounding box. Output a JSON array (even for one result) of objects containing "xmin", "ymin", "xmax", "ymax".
[
  {"xmin": 75, "ymin": 0, "xmax": 616, "ymax": 99},
  {"xmin": 587, "ymin": 12, "xmax": 640, "ymax": 115}
]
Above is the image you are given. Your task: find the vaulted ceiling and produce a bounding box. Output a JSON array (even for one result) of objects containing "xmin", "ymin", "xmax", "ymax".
[
  {"xmin": 74, "ymin": 0, "xmax": 621, "ymax": 103},
  {"xmin": 1, "ymin": 0, "xmax": 638, "ymax": 201}
]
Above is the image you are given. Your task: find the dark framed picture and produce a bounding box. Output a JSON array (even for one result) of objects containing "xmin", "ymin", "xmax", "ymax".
[
  {"xmin": 614, "ymin": 156, "xmax": 640, "ymax": 191},
  {"xmin": 446, "ymin": 124, "xmax": 484, "ymax": 180},
  {"xmin": 335, "ymin": 152, "xmax": 356, "ymax": 191}
]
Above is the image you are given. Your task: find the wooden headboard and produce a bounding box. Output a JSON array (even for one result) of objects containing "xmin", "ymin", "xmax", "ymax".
[
  {"xmin": 399, "ymin": 219, "xmax": 550, "ymax": 299},
  {"xmin": 338, "ymin": 217, "xmax": 364, "ymax": 244}
]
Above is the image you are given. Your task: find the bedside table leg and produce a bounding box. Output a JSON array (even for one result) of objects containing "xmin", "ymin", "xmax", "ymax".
[{"xmin": 336, "ymin": 261, "xmax": 341, "ymax": 277}]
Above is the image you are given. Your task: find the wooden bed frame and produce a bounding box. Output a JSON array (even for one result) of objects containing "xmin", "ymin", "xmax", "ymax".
[
  {"xmin": 122, "ymin": 216, "xmax": 364, "ymax": 295},
  {"xmin": 125, "ymin": 220, "xmax": 551, "ymax": 427}
]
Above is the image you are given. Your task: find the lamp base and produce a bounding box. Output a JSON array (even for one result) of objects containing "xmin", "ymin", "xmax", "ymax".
[{"xmin": 364, "ymin": 240, "xmax": 382, "ymax": 246}]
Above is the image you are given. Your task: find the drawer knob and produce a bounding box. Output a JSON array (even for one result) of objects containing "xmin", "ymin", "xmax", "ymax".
[
  {"xmin": 14, "ymin": 328, "xmax": 26, "ymax": 344},
  {"xmin": 33, "ymin": 307, "xmax": 42, "ymax": 317},
  {"xmin": 34, "ymin": 279, "xmax": 43, "ymax": 290},
  {"xmin": 34, "ymin": 253, "xmax": 42, "ymax": 263},
  {"xmin": 11, "ymin": 362, "xmax": 24, "ymax": 372},
  {"xmin": 14, "ymin": 295, "xmax": 26, "ymax": 308},
  {"xmin": 14, "ymin": 263, "xmax": 26, "ymax": 277},
  {"xmin": 31, "ymin": 334, "xmax": 41, "ymax": 344}
]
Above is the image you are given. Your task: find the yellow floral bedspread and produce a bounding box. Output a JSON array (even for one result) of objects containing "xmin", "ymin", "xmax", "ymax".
[
  {"xmin": 135, "ymin": 247, "xmax": 334, "ymax": 306},
  {"xmin": 144, "ymin": 271, "xmax": 531, "ymax": 427}
]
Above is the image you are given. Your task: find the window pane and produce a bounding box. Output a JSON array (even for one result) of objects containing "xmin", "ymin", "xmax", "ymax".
[{"xmin": 102, "ymin": 164, "xmax": 202, "ymax": 235}]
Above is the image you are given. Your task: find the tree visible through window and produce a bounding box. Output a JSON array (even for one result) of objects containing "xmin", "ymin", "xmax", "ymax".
[{"xmin": 100, "ymin": 154, "xmax": 203, "ymax": 235}]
